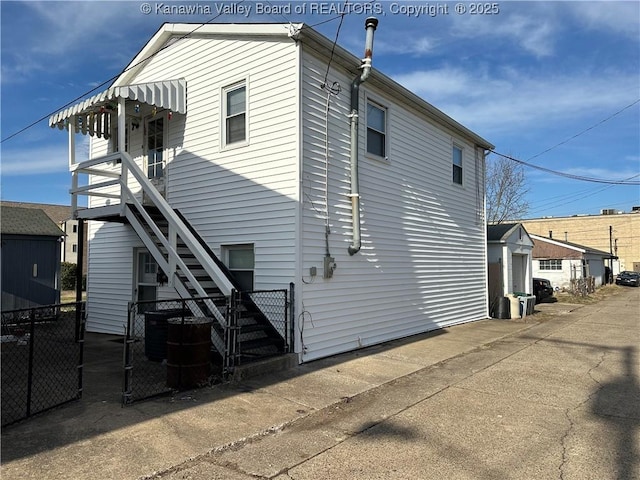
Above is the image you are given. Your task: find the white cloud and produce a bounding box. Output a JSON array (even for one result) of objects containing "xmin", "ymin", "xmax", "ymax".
[
  {"xmin": 374, "ymin": 36, "xmax": 439, "ymax": 56},
  {"xmin": 566, "ymin": 2, "xmax": 640, "ymax": 38},
  {"xmin": 450, "ymin": 11, "xmax": 557, "ymax": 58},
  {"xmin": 392, "ymin": 67, "xmax": 640, "ymax": 135},
  {"xmin": 1, "ymin": 142, "xmax": 72, "ymax": 176}
]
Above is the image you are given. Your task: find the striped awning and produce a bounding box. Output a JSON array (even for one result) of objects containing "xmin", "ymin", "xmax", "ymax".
[{"xmin": 49, "ymin": 79, "xmax": 186, "ymax": 137}]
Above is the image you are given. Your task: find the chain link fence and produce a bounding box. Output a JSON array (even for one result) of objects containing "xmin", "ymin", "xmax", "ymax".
[
  {"xmin": 123, "ymin": 286, "xmax": 293, "ymax": 405},
  {"xmin": 1, "ymin": 303, "xmax": 85, "ymax": 427},
  {"xmin": 226, "ymin": 289, "xmax": 292, "ymax": 372},
  {"xmin": 123, "ymin": 296, "xmax": 226, "ymax": 405}
]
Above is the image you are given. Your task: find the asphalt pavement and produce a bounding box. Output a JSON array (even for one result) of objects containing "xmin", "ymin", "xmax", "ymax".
[{"xmin": 2, "ymin": 287, "xmax": 638, "ymax": 480}]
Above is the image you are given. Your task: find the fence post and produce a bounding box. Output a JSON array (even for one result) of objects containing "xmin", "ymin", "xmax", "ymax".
[
  {"xmin": 25, "ymin": 308, "xmax": 36, "ymax": 418},
  {"xmin": 289, "ymin": 282, "xmax": 295, "ymax": 353},
  {"xmin": 76, "ymin": 303, "xmax": 85, "ymax": 399},
  {"xmin": 122, "ymin": 302, "xmax": 134, "ymax": 406}
]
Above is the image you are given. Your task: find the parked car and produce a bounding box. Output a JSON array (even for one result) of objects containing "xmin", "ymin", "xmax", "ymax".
[
  {"xmin": 615, "ymin": 271, "xmax": 640, "ymax": 287},
  {"xmin": 533, "ymin": 278, "xmax": 554, "ymax": 303}
]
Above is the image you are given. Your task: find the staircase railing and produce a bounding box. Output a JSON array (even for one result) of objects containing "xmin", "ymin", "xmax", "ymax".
[{"xmin": 70, "ymin": 152, "xmax": 234, "ymax": 333}]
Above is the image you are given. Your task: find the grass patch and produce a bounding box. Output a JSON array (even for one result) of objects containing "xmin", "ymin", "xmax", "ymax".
[
  {"xmin": 60, "ymin": 290, "xmax": 86, "ymax": 303},
  {"xmin": 554, "ymin": 284, "xmax": 625, "ymax": 305}
]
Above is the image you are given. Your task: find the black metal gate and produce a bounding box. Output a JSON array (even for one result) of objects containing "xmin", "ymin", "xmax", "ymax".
[
  {"xmin": 1, "ymin": 302, "xmax": 85, "ymax": 427},
  {"xmin": 123, "ymin": 286, "xmax": 293, "ymax": 405}
]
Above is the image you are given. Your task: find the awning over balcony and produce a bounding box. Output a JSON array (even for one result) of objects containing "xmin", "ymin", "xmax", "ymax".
[{"xmin": 49, "ymin": 79, "xmax": 186, "ymax": 137}]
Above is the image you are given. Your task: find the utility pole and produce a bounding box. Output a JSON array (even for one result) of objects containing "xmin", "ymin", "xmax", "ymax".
[{"xmin": 609, "ymin": 226, "xmax": 613, "ymax": 283}]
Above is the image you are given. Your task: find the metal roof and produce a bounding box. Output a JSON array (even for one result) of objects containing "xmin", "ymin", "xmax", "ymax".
[{"xmin": 48, "ymin": 79, "xmax": 187, "ymax": 132}]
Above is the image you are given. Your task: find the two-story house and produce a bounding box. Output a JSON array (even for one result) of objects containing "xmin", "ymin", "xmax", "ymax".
[{"xmin": 49, "ymin": 20, "xmax": 493, "ymax": 364}]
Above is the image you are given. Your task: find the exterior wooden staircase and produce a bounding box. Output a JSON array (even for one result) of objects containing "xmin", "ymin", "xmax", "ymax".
[{"xmin": 71, "ymin": 151, "xmax": 287, "ymax": 363}]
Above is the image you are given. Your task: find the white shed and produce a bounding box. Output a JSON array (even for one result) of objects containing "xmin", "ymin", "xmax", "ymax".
[{"xmin": 487, "ymin": 223, "xmax": 534, "ymax": 313}]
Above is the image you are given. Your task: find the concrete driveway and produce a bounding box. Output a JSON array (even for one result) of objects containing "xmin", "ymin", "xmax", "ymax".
[{"xmin": 2, "ymin": 287, "xmax": 638, "ymax": 479}]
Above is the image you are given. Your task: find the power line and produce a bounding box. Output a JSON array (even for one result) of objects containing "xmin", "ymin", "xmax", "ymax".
[
  {"xmin": 1, "ymin": 2, "xmax": 246, "ymax": 144},
  {"xmin": 525, "ymin": 98, "xmax": 640, "ymax": 163},
  {"xmin": 321, "ymin": 0, "xmax": 349, "ymax": 90},
  {"xmin": 490, "ymin": 151, "xmax": 640, "ymax": 185}
]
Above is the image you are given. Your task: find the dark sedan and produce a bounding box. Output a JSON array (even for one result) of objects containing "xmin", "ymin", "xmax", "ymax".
[
  {"xmin": 533, "ymin": 278, "xmax": 554, "ymax": 303},
  {"xmin": 615, "ymin": 271, "xmax": 640, "ymax": 287}
]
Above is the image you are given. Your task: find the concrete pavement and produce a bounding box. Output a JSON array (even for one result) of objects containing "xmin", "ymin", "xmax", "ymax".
[{"xmin": 1, "ymin": 287, "xmax": 638, "ymax": 479}]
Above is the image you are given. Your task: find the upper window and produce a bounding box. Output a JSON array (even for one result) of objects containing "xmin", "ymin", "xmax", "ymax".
[
  {"xmin": 452, "ymin": 145, "xmax": 463, "ymax": 185},
  {"xmin": 147, "ymin": 117, "xmax": 164, "ymax": 178},
  {"xmin": 224, "ymin": 82, "xmax": 247, "ymax": 146},
  {"xmin": 539, "ymin": 259, "xmax": 562, "ymax": 271},
  {"xmin": 367, "ymin": 101, "xmax": 386, "ymax": 158}
]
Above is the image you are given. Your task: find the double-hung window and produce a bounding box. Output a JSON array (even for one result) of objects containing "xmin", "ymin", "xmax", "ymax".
[
  {"xmin": 223, "ymin": 82, "xmax": 247, "ymax": 146},
  {"xmin": 367, "ymin": 101, "xmax": 386, "ymax": 158},
  {"xmin": 452, "ymin": 145, "xmax": 463, "ymax": 185}
]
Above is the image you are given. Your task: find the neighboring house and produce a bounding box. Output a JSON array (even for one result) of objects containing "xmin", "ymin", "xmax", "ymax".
[
  {"xmin": 487, "ymin": 223, "xmax": 534, "ymax": 310},
  {"xmin": 0, "ymin": 201, "xmax": 88, "ymax": 272},
  {"xmin": 48, "ymin": 21, "xmax": 493, "ymax": 363},
  {"xmin": 531, "ymin": 234, "xmax": 613, "ymax": 290},
  {"xmin": 1, "ymin": 206, "xmax": 64, "ymax": 310},
  {"xmin": 521, "ymin": 209, "xmax": 640, "ymax": 274}
]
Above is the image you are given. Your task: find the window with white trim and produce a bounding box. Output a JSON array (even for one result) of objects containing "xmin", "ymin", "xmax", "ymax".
[
  {"xmin": 223, "ymin": 244, "xmax": 254, "ymax": 291},
  {"xmin": 366, "ymin": 101, "xmax": 386, "ymax": 158},
  {"xmin": 223, "ymin": 82, "xmax": 247, "ymax": 146},
  {"xmin": 539, "ymin": 259, "xmax": 562, "ymax": 270},
  {"xmin": 146, "ymin": 116, "xmax": 164, "ymax": 178},
  {"xmin": 453, "ymin": 145, "xmax": 463, "ymax": 185}
]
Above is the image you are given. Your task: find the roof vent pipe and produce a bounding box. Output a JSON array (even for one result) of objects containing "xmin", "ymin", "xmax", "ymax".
[{"xmin": 348, "ymin": 17, "xmax": 378, "ymax": 256}]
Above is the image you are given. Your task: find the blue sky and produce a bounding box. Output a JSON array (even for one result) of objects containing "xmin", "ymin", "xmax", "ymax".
[{"xmin": 1, "ymin": 0, "xmax": 639, "ymax": 218}]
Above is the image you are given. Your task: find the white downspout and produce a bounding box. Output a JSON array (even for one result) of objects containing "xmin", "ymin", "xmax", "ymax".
[{"xmin": 348, "ymin": 17, "xmax": 378, "ymax": 256}]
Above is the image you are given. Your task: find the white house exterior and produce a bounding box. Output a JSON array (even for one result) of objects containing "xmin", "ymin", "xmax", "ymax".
[
  {"xmin": 49, "ymin": 22, "xmax": 493, "ymax": 363},
  {"xmin": 487, "ymin": 223, "xmax": 534, "ymax": 301},
  {"xmin": 531, "ymin": 234, "xmax": 611, "ymax": 291}
]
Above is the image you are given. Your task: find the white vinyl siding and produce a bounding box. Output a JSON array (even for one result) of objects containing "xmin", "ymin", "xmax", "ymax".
[
  {"xmin": 85, "ymin": 35, "xmax": 299, "ymax": 334},
  {"xmin": 85, "ymin": 221, "xmax": 137, "ymax": 334},
  {"xmin": 300, "ymin": 48, "xmax": 487, "ymax": 361}
]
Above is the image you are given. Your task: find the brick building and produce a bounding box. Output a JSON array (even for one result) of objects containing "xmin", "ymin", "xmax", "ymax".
[{"xmin": 521, "ymin": 209, "xmax": 640, "ymax": 274}]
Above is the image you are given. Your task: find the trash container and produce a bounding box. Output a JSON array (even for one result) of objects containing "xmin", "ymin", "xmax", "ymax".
[
  {"xmin": 144, "ymin": 308, "xmax": 188, "ymax": 362},
  {"xmin": 166, "ymin": 317, "xmax": 212, "ymax": 389},
  {"xmin": 494, "ymin": 296, "xmax": 511, "ymax": 319},
  {"xmin": 509, "ymin": 295, "xmax": 521, "ymax": 319}
]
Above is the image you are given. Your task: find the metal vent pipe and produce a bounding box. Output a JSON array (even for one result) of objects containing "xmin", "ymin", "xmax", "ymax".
[{"xmin": 348, "ymin": 17, "xmax": 378, "ymax": 256}]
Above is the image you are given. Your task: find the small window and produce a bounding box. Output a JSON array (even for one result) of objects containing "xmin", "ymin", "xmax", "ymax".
[
  {"xmin": 367, "ymin": 102, "xmax": 386, "ymax": 158},
  {"xmin": 453, "ymin": 145, "xmax": 463, "ymax": 185},
  {"xmin": 540, "ymin": 259, "xmax": 562, "ymax": 271},
  {"xmin": 224, "ymin": 82, "xmax": 247, "ymax": 146},
  {"xmin": 72, "ymin": 244, "xmax": 78, "ymax": 253},
  {"xmin": 224, "ymin": 244, "xmax": 254, "ymax": 291},
  {"xmin": 72, "ymin": 224, "xmax": 78, "ymax": 233}
]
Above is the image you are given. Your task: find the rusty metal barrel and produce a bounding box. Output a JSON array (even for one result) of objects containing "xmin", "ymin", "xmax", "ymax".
[{"xmin": 166, "ymin": 317, "xmax": 212, "ymax": 389}]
